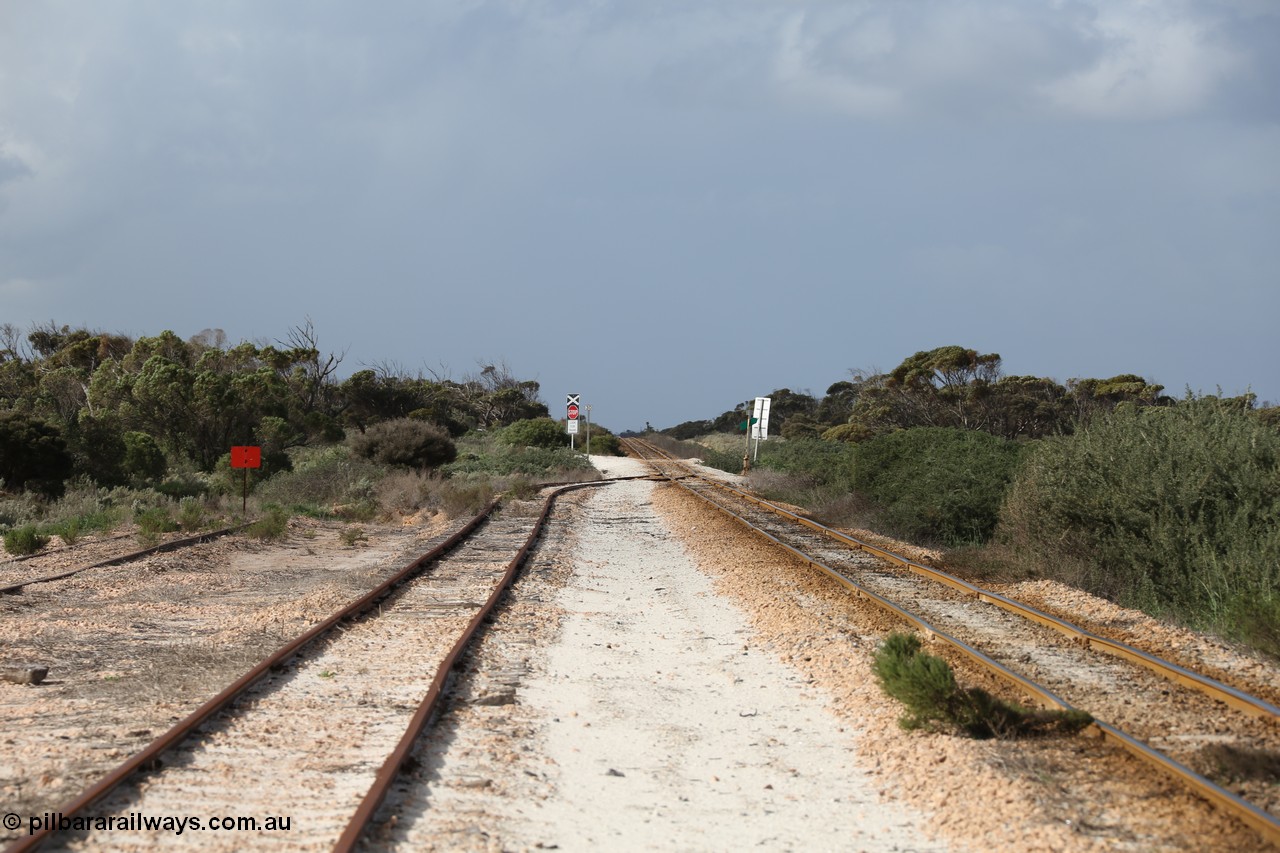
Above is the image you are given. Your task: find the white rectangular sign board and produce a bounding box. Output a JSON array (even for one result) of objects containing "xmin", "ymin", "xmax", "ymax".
[
  {"xmin": 567, "ymin": 419, "xmax": 579, "ymax": 434},
  {"xmin": 751, "ymin": 396, "xmax": 771, "ymax": 440}
]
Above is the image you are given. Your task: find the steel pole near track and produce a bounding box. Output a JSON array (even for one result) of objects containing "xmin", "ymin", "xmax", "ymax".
[
  {"xmin": 741, "ymin": 399, "xmax": 751, "ymax": 475},
  {"xmin": 586, "ymin": 404, "xmax": 592, "ymax": 455}
]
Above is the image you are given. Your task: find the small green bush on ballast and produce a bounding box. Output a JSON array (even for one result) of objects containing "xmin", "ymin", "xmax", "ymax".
[{"xmin": 872, "ymin": 632, "xmax": 1092, "ymax": 739}]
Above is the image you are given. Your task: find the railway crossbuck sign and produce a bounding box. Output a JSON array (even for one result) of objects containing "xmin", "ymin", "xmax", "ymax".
[{"xmin": 567, "ymin": 394, "xmax": 580, "ymax": 436}]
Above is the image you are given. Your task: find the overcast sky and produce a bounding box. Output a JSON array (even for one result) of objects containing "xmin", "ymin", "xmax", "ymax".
[{"xmin": 2, "ymin": 1, "xmax": 1277, "ymax": 432}]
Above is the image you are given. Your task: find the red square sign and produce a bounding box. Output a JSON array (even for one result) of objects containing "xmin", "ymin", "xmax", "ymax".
[{"xmin": 231, "ymin": 446, "xmax": 262, "ymax": 469}]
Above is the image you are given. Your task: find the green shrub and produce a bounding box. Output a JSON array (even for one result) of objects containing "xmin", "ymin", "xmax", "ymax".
[
  {"xmin": 0, "ymin": 411, "xmax": 73, "ymax": 497},
  {"xmin": 257, "ymin": 446, "xmax": 381, "ymax": 510},
  {"xmin": 444, "ymin": 445, "xmax": 592, "ymax": 477},
  {"xmin": 122, "ymin": 431, "xmax": 167, "ymax": 485},
  {"xmin": 873, "ymin": 632, "xmax": 1092, "ymax": 738},
  {"xmin": 583, "ymin": 430, "xmax": 621, "ymax": 456},
  {"xmin": 349, "ymin": 418, "xmax": 457, "ymax": 469},
  {"xmin": 700, "ymin": 446, "xmax": 744, "ymax": 474},
  {"xmin": 135, "ymin": 506, "xmax": 177, "ymax": 543},
  {"xmin": 246, "ymin": 505, "xmax": 290, "ymax": 540},
  {"xmin": 4, "ymin": 525, "xmax": 50, "ymax": 556},
  {"xmin": 177, "ymin": 498, "xmax": 206, "ymax": 531},
  {"xmin": 156, "ymin": 477, "xmax": 209, "ymax": 500},
  {"xmin": 854, "ymin": 427, "xmax": 1024, "ymax": 545},
  {"xmin": 339, "ymin": 526, "xmax": 368, "ymax": 546},
  {"xmin": 998, "ymin": 398, "xmax": 1280, "ymax": 654},
  {"xmin": 755, "ymin": 438, "xmax": 858, "ymax": 492},
  {"xmin": 56, "ymin": 519, "xmax": 81, "ymax": 545},
  {"xmin": 499, "ymin": 418, "xmax": 566, "ymax": 450}
]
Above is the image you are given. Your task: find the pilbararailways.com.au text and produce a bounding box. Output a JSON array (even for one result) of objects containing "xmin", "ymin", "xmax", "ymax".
[{"xmin": 15, "ymin": 811, "xmax": 292, "ymax": 836}]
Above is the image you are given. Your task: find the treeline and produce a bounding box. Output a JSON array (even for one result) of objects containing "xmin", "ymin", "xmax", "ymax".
[
  {"xmin": 663, "ymin": 346, "xmax": 1280, "ymax": 656},
  {"xmin": 661, "ymin": 344, "xmax": 1224, "ymax": 443},
  {"xmin": 0, "ymin": 321, "xmax": 549, "ymax": 497}
]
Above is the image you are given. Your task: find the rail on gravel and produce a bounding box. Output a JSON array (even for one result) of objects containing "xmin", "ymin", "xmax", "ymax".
[
  {"xmin": 0, "ymin": 525, "xmax": 246, "ymax": 595},
  {"xmin": 8, "ymin": 479, "xmax": 620, "ymax": 853},
  {"xmin": 622, "ymin": 437, "xmax": 1280, "ymax": 846},
  {"xmin": 333, "ymin": 479, "xmax": 611, "ymax": 851},
  {"xmin": 7, "ymin": 498, "xmax": 505, "ymax": 853}
]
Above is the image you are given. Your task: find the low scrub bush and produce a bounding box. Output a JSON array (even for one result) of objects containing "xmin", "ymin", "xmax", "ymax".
[
  {"xmin": 339, "ymin": 527, "xmax": 368, "ymax": 546},
  {"xmin": 500, "ymin": 418, "xmax": 567, "ymax": 450},
  {"xmin": 429, "ymin": 477, "xmax": 494, "ymax": 517},
  {"xmin": 4, "ymin": 525, "xmax": 50, "ymax": 556},
  {"xmin": 700, "ymin": 447, "xmax": 744, "ymax": 474},
  {"xmin": 350, "ymin": 418, "xmax": 457, "ymax": 470},
  {"xmin": 998, "ymin": 398, "xmax": 1280, "ymax": 656},
  {"xmin": 445, "ymin": 445, "xmax": 592, "ymax": 478},
  {"xmin": 373, "ymin": 469, "xmax": 432, "ymax": 515},
  {"xmin": 873, "ymin": 633, "xmax": 1092, "ymax": 738},
  {"xmin": 135, "ymin": 506, "xmax": 177, "ymax": 545},
  {"xmin": 854, "ymin": 428, "xmax": 1024, "ymax": 545},
  {"xmin": 55, "ymin": 519, "xmax": 81, "ymax": 545},
  {"xmin": 177, "ymin": 498, "xmax": 206, "ymax": 531},
  {"xmin": 257, "ymin": 447, "xmax": 381, "ymax": 514},
  {"xmin": 755, "ymin": 438, "xmax": 859, "ymax": 493},
  {"xmin": 246, "ymin": 505, "xmax": 290, "ymax": 540}
]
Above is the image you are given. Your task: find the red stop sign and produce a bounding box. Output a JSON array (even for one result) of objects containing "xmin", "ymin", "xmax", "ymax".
[{"xmin": 567, "ymin": 404, "xmax": 579, "ymax": 420}]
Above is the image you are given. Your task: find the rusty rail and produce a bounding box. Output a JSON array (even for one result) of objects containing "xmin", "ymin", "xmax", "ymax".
[
  {"xmin": 7, "ymin": 500, "xmax": 503, "ymax": 853},
  {"xmin": 623, "ymin": 437, "xmax": 1280, "ymax": 846},
  {"xmin": 1, "ymin": 525, "xmax": 246, "ymax": 595},
  {"xmin": 333, "ymin": 479, "xmax": 610, "ymax": 850}
]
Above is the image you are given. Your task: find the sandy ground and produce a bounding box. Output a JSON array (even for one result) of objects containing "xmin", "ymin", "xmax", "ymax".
[
  {"xmin": 391, "ymin": 458, "xmax": 951, "ymax": 851},
  {"xmin": 5, "ymin": 455, "xmax": 1276, "ymax": 851}
]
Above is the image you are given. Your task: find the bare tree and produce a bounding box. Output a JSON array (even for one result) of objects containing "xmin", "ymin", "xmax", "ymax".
[{"xmin": 280, "ymin": 317, "xmax": 346, "ymax": 414}]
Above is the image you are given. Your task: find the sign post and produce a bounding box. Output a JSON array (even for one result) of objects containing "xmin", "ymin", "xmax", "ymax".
[
  {"xmin": 566, "ymin": 394, "xmax": 580, "ymax": 450},
  {"xmin": 751, "ymin": 396, "xmax": 772, "ymax": 463},
  {"xmin": 230, "ymin": 446, "xmax": 262, "ymax": 514}
]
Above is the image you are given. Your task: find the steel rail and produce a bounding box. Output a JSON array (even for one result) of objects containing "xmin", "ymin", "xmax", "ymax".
[
  {"xmin": 0, "ymin": 529, "xmax": 137, "ymax": 567},
  {"xmin": 0, "ymin": 524, "xmax": 246, "ymax": 595},
  {"xmin": 627, "ymin": 438, "xmax": 1280, "ymax": 721},
  {"xmin": 333, "ymin": 479, "xmax": 612, "ymax": 852},
  {"xmin": 7, "ymin": 500, "xmax": 503, "ymax": 853},
  {"xmin": 625, "ymin": 438, "xmax": 1280, "ymax": 846}
]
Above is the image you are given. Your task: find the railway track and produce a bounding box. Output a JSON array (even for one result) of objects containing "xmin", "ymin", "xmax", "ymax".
[
  {"xmin": 623, "ymin": 437, "xmax": 1280, "ymax": 846},
  {"xmin": 0, "ymin": 526, "xmax": 244, "ymax": 595},
  {"xmin": 6, "ymin": 481, "xmax": 606, "ymax": 852}
]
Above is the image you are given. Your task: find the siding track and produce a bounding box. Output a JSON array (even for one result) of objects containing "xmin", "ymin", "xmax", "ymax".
[
  {"xmin": 6, "ymin": 481, "xmax": 608, "ymax": 852},
  {"xmin": 0, "ymin": 527, "xmax": 244, "ymax": 595}
]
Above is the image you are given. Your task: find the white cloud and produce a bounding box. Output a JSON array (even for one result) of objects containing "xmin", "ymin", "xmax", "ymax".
[
  {"xmin": 1041, "ymin": 5, "xmax": 1245, "ymax": 119},
  {"xmin": 772, "ymin": 12, "xmax": 902, "ymax": 117}
]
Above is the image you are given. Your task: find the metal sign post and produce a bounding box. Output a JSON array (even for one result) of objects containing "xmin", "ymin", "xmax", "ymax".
[
  {"xmin": 566, "ymin": 394, "xmax": 580, "ymax": 450},
  {"xmin": 585, "ymin": 404, "xmax": 592, "ymax": 455},
  {"xmin": 230, "ymin": 446, "xmax": 262, "ymax": 514},
  {"xmin": 751, "ymin": 396, "xmax": 771, "ymax": 462}
]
